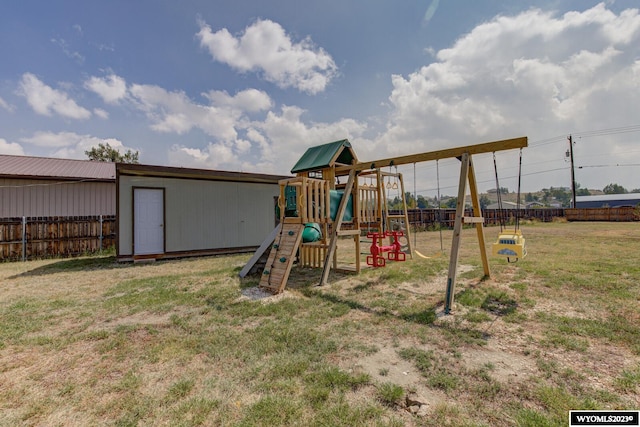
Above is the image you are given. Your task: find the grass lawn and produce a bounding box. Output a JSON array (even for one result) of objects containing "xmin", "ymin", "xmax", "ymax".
[{"xmin": 1, "ymin": 221, "xmax": 639, "ymax": 426}]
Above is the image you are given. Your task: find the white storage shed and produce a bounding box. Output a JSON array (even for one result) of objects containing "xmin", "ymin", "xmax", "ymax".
[{"xmin": 116, "ymin": 163, "xmax": 290, "ymax": 261}]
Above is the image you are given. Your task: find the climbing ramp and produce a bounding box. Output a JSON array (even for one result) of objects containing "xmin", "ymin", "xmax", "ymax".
[{"xmin": 259, "ymin": 222, "xmax": 305, "ymax": 294}]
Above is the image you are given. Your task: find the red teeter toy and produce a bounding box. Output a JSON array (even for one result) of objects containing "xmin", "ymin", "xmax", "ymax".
[{"xmin": 366, "ymin": 231, "xmax": 406, "ymax": 267}]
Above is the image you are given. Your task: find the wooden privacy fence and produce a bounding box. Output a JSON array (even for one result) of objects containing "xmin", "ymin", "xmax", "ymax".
[
  {"xmin": 0, "ymin": 215, "xmax": 115, "ymax": 261},
  {"xmin": 397, "ymin": 208, "xmax": 637, "ymax": 230},
  {"xmin": 565, "ymin": 207, "xmax": 640, "ymax": 222},
  {"xmin": 396, "ymin": 208, "xmax": 565, "ymax": 230}
]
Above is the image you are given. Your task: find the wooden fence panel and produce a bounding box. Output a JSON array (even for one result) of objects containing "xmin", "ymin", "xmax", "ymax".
[
  {"xmin": 398, "ymin": 207, "xmax": 636, "ymax": 230},
  {"xmin": 565, "ymin": 207, "xmax": 639, "ymax": 222},
  {"xmin": 0, "ymin": 215, "xmax": 116, "ymax": 261},
  {"xmin": 396, "ymin": 208, "xmax": 566, "ymax": 230}
]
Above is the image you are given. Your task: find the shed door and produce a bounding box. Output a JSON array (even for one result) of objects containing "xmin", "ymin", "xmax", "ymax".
[{"xmin": 134, "ymin": 188, "xmax": 164, "ymax": 255}]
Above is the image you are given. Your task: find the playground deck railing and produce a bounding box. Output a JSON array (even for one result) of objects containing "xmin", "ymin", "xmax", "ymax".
[{"xmin": 278, "ymin": 177, "xmax": 331, "ymax": 224}]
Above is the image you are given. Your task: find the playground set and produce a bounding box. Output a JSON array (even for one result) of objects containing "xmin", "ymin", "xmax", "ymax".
[{"xmin": 240, "ymin": 136, "xmax": 528, "ymax": 313}]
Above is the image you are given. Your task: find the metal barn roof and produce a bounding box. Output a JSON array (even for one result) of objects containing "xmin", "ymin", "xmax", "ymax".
[
  {"xmin": 576, "ymin": 193, "xmax": 640, "ymax": 202},
  {"xmin": 290, "ymin": 139, "xmax": 358, "ymax": 173},
  {"xmin": 0, "ymin": 154, "xmax": 116, "ymax": 181},
  {"xmin": 575, "ymin": 193, "xmax": 640, "ymax": 207}
]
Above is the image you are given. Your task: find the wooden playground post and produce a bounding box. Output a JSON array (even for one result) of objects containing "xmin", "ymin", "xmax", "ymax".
[
  {"xmin": 467, "ymin": 155, "xmax": 490, "ymax": 278},
  {"xmin": 445, "ymin": 153, "xmax": 470, "ymax": 314}
]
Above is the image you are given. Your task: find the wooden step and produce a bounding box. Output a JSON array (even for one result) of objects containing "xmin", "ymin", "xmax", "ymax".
[{"xmin": 336, "ymin": 229, "xmax": 360, "ymax": 236}]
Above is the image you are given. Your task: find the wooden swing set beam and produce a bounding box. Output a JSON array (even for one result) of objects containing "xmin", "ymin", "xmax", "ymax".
[
  {"xmin": 334, "ymin": 136, "xmax": 527, "ymax": 174},
  {"xmin": 329, "ymin": 135, "xmax": 527, "ymax": 315}
]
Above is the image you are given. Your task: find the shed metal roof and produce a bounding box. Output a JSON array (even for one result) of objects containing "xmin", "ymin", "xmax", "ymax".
[
  {"xmin": 290, "ymin": 139, "xmax": 357, "ymax": 173},
  {"xmin": 0, "ymin": 154, "xmax": 116, "ymax": 181},
  {"xmin": 117, "ymin": 163, "xmax": 291, "ymax": 184}
]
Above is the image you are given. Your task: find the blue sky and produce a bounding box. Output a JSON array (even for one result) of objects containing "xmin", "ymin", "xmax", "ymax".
[{"xmin": 1, "ymin": 0, "xmax": 639, "ymax": 195}]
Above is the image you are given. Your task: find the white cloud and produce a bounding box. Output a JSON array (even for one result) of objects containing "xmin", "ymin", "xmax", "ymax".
[
  {"xmin": 18, "ymin": 73, "xmax": 91, "ymax": 119},
  {"xmin": 202, "ymin": 88, "xmax": 272, "ymax": 112},
  {"xmin": 0, "ymin": 138, "xmax": 25, "ymax": 155},
  {"xmin": 93, "ymin": 108, "xmax": 109, "ymax": 119},
  {"xmin": 51, "ymin": 37, "xmax": 85, "ymax": 64},
  {"xmin": 168, "ymin": 104, "xmax": 367, "ymax": 174},
  {"xmin": 84, "ymin": 74, "xmax": 128, "ymax": 104},
  {"xmin": 377, "ymin": 3, "xmax": 640, "ymax": 158},
  {"xmin": 20, "ymin": 131, "xmax": 136, "ymax": 160},
  {"xmin": 0, "ymin": 96, "xmax": 14, "ymax": 112},
  {"xmin": 129, "ymin": 84, "xmax": 272, "ymax": 141},
  {"xmin": 169, "ymin": 142, "xmax": 240, "ymax": 170},
  {"xmin": 21, "ymin": 131, "xmax": 83, "ymax": 147},
  {"xmin": 197, "ymin": 19, "xmax": 337, "ymax": 94}
]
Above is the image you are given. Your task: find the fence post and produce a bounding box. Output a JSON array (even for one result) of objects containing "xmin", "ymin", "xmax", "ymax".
[
  {"xmin": 22, "ymin": 216, "xmax": 27, "ymax": 262},
  {"xmin": 99, "ymin": 214, "xmax": 103, "ymax": 251}
]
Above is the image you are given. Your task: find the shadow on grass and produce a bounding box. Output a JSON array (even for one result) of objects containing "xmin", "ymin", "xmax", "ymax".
[
  {"xmin": 8, "ymin": 255, "xmax": 130, "ymax": 278},
  {"xmin": 239, "ymin": 266, "xmax": 354, "ymax": 291},
  {"xmin": 302, "ymin": 288, "xmax": 439, "ymax": 326}
]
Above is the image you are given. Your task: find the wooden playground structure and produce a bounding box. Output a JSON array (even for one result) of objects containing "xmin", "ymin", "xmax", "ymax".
[{"xmin": 240, "ymin": 136, "xmax": 528, "ymax": 313}]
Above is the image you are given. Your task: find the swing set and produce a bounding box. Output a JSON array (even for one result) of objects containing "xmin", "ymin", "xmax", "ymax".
[{"xmin": 241, "ymin": 136, "xmax": 528, "ymax": 314}]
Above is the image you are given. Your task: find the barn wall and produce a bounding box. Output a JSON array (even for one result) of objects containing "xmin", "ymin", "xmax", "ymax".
[
  {"xmin": 0, "ymin": 178, "xmax": 115, "ymax": 217},
  {"xmin": 117, "ymin": 175, "xmax": 278, "ymax": 258}
]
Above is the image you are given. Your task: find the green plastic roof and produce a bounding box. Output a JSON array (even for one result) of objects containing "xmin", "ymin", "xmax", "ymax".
[{"xmin": 291, "ymin": 139, "xmax": 357, "ymax": 173}]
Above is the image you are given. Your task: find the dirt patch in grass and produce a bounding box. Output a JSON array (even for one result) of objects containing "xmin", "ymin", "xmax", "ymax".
[
  {"xmin": 462, "ymin": 347, "xmax": 535, "ymax": 383},
  {"xmin": 351, "ymin": 344, "xmax": 448, "ymax": 405},
  {"xmin": 2, "ymin": 224, "xmax": 640, "ymax": 425}
]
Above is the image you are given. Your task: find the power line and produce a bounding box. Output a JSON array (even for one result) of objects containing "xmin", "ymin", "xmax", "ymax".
[
  {"xmin": 398, "ymin": 125, "xmax": 640, "ymax": 195},
  {"xmin": 573, "ymin": 124, "xmax": 640, "ymax": 139},
  {"xmin": 415, "ymin": 166, "xmax": 570, "ymax": 194}
]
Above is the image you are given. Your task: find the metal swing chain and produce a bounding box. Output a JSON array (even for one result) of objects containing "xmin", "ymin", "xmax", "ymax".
[
  {"xmin": 413, "ymin": 163, "xmax": 417, "ymax": 249},
  {"xmin": 515, "ymin": 148, "xmax": 523, "ymax": 231},
  {"xmin": 493, "ymin": 152, "xmax": 506, "ymax": 231},
  {"xmin": 436, "ymin": 159, "xmax": 443, "ymax": 252}
]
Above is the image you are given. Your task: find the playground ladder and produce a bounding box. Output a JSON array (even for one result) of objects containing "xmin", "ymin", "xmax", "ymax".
[
  {"xmin": 320, "ymin": 169, "xmax": 356, "ymax": 286},
  {"xmin": 258, "ymin": 222, "xmax": 304, "ymax": 294}
]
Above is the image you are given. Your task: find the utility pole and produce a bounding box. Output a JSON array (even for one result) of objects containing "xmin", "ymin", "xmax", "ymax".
[{"xmin": 568, "ymin": 134, "xmax": 576, "ymax": 208}]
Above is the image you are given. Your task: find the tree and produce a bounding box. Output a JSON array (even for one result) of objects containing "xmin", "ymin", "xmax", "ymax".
[
  {"xmin": 85, "ymin": 143, "xmax": 139, "ymax": 163},
  {"xmin": 602, "ymin": 183, "xmax": 628, "ymax": 195},
  {"xmin": 480, "ymin": 194, "xmax": 491, "ymax": 210},
  {"xmin": 445, "ymin": 197, "xmax": 458, "ymax": 209},
  {"xmin": 417, "ymin": 195, "xmax": 428, "ymax": 209},
  {"xmin": 404, "ymin": 192, "xmax": 416, "ymax": 209},
  {"xmin": 575, "ymin": 182, "xmax": 590, "ymax": 196}
]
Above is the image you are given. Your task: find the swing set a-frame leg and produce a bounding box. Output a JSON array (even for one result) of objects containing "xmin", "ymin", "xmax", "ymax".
[{"xmin": 444, "ymin": 153, "xmax": 490, "ymax": 314}]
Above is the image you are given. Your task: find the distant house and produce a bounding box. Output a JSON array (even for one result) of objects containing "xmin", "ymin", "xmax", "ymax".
[
  {"xmin": 525, "ymin": 201, "xmax": 545, "ymax": 208},
  {"xmin": 116, "ymin": 163, "xmax": 291, "ymax": 261},
  {"xmin": 485, "ymin": 201, "xmax": 524, "ymax": 210},
  {"xmin": 0, "ymin": 154, "xmax": 115, "ymax": 217},
  {"xmin": 575, "ymin": 194, "xmax": 640, "ymax": 208}
]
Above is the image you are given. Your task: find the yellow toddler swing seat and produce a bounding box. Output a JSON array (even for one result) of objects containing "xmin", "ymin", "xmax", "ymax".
[{"xmin": 492, "ymin": 229, "xmax": 527, "ymax": 262}]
